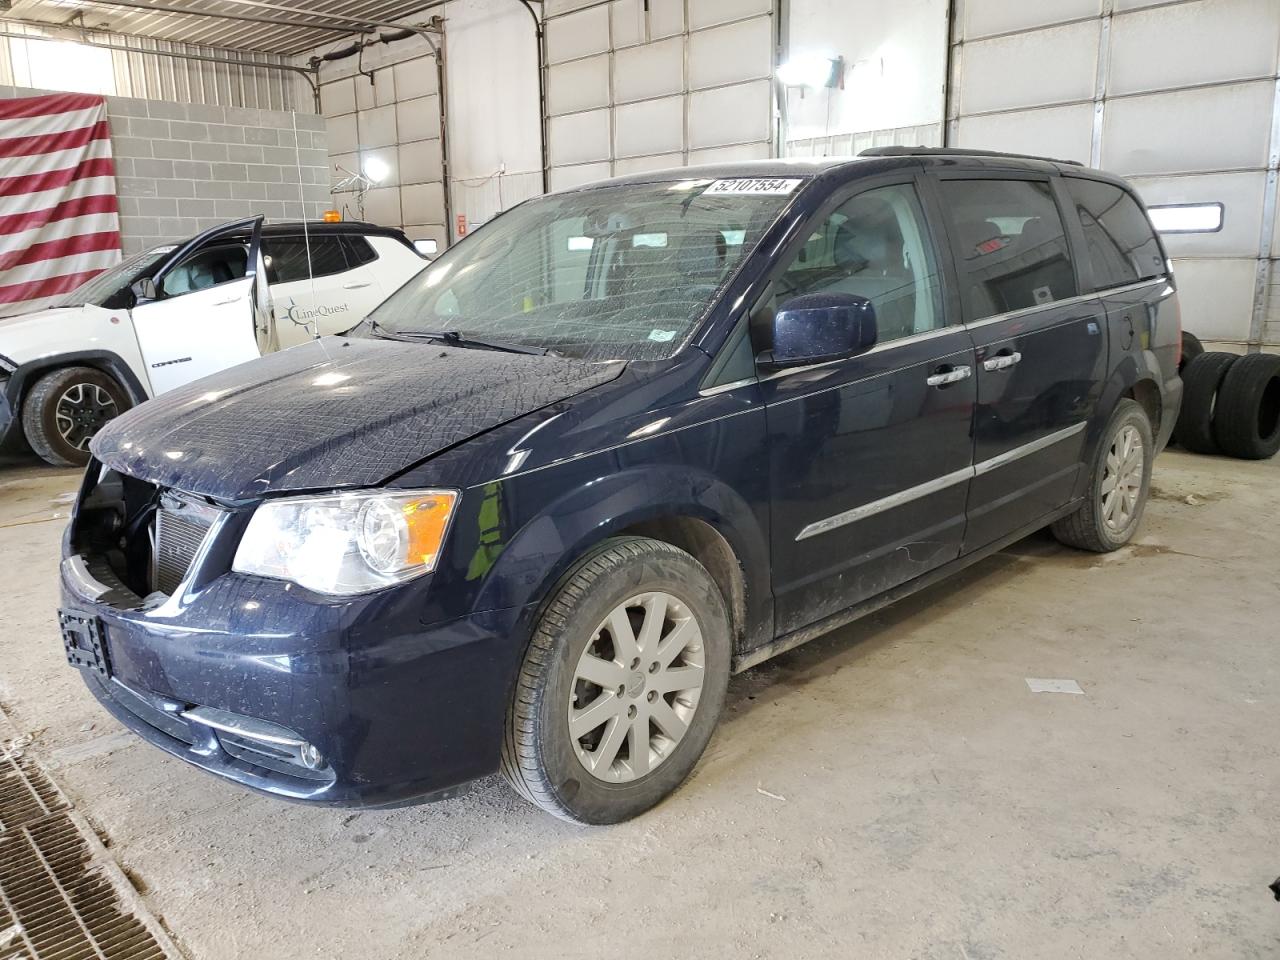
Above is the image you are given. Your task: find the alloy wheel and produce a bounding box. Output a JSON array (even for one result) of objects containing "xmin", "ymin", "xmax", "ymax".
[
  {"xmin": 568, "ymin": 592, "xmax": 706, "ymax": 783},
  {"xmin": 54, "ymin": 383, "xmax": 118, "ymax": 451},
  {"xmin": 1101, "ymin": 423, "xmax": 1144, "ymax": 532}
]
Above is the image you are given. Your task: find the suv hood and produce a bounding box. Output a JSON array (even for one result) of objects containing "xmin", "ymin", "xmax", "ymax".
[
  {"xmin": 0, "ymin": 306, "xmax": 96, "ymax": 362},
  {"xmin": 92, "ymin": 337, "xmax": 625, "ymax": 500}
]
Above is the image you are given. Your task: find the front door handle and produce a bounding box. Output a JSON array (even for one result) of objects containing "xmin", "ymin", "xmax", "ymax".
[
  {"xmin": 342, "ymin": 280, "xmax": 371, "ymax": 290},
  {"xmin": 926, "ymin": 365, "xmax": 971, "ymax": 387},
  {"xmin": 983, "ymin": 351, "xmax": 1022, "ymax": 372},
  {"xmin": 213, "ymin": 295, "xmax": 241, "ymax": 306}
]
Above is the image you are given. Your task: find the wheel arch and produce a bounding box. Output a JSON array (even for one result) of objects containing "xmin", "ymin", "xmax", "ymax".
[
  {"xmin": 9, "ymin": 350, "xmax": 148, "ymax": 413},
  {"xmin": 470, "ymin": 465, "xmax": 773, "ymax": 654}
]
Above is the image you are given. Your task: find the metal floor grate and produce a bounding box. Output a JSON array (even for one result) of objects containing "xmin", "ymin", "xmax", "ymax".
[{"xmin": 0, "ymin": 740, "xmax": 181, "ymax": 960}]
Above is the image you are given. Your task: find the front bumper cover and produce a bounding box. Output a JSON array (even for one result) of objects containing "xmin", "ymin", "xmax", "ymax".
[{"xmin": 61, "ymin": 554, "xmax": 533, "ymax": 807}]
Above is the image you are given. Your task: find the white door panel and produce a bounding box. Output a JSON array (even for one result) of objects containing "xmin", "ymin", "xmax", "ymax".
[
  {"xmin": 271, "ymin": 266, "xmax": 382, "ymax": 349},
  {"xmin": 130, "ymin": 276, "xmax": 261, "ymax": 395}
]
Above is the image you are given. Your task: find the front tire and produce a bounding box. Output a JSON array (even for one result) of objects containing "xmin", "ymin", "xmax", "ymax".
[
  {"xmin": 20, "ymin": 366, "xmax": 130, "ymax": 467},
  {"xmin": 501, "ymin": 537, "xmax": 731, "ymax": 824},
  {"xmin": 1052, "ymin": 399, "xmax": 1153, "ymax": 552}
]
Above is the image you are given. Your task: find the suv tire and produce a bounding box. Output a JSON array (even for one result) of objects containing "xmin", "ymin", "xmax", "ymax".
[
  {"xmin": 501, "ymin": 536, "xmax": 731, "ymax": 823},
  {"xmin": 1052, "ymin": 399, "xmax": 1153, "ymax": 552},
  {"xmin": 1213, "ymin": 352, "xmax": 1280, "ymax": 460},
  {"xmin": 21, "ymin": 366, "xmax": 129, "ymax": 467},
  {"xmin": 1174, "ymin": 351, "xmax": 1239, "ymax": 454}
]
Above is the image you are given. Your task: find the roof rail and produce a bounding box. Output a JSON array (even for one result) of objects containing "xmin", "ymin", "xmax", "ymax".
[{"xmin": 859, "ymin": 145, "xmax": 1084, "ymax": 167}]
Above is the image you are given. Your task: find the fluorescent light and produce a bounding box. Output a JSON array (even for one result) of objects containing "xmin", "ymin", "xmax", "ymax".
[
  {"xmin": 632, "ymin": 233, "xmax": 668, "ymax": 248},
  {"xmin": 413, "ymin": 239, "xmax": 438, "ymax": 256},
  {"xmin": 1148, "ymin": 203, "xmax": 1223, "ymax": 234},
  {"xmin": 777, "ymin": 54, "xmax": 839, "ymax": 89},
  {"xmin": 567, "ymin": 236, "xmax": 594, "ymax": 251},
  {"xmin": 362, "ymin": 155, "xmax": 391, "ymax": 184}
]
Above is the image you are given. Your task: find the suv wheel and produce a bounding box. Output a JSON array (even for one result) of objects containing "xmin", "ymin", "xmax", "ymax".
[
  {"xmin": 1052, "ymin": 399, "xmax": 1153, "ymax": 552},
  {"xmin": 21, "ymin": 366, "xmax": 129, "ymax": 467},
  {"xmin": 501, "ymin": 537, "xmax": 731, "ymax": 823}
]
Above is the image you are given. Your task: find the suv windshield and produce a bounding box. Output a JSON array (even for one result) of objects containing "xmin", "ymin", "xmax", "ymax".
[
  {"xmin": 57, "ymin": 246, "xmax": 173, "ymax": 308},
  {"xmin": 366, "ymin": 177, "xmax": 804, "ymax": 361}
]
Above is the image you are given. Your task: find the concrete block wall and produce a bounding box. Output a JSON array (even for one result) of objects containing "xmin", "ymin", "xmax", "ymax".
[
  {"xmin": 0, "ymin": 86, "xmax": 331, "ymax": 255},
  {"xmin": 299, "ymin": 33, "xmax": 447, "ymax": 251}
]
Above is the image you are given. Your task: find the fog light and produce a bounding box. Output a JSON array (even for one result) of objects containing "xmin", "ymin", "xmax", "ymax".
[{"xmin": 299, "ymin": 742, "xmax": 324, "ymax": 770}]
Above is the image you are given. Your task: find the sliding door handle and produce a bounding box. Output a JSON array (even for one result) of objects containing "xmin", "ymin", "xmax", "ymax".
[
  {"xmin": 926, "ymin": 365, "xmax": 972, "ymax": 387},
  {"xmin": 342, "ymin": 280, "xmax": 371, "ymax": 290},
  {"xmin": 983, "ymin": 351, "xmax": 1022, "ymax": 372}
]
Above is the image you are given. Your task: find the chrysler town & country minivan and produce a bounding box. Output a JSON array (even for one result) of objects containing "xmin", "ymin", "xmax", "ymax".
[{"xmin": 58, "ymin": 149, "xmax": 1182, "ymax": 823}]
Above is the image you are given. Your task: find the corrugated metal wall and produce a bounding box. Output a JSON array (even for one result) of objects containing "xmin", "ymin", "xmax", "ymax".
[
  {"xmin": 948, "ymin": 0, "xmax": 1280, "ymax": 348},
  {"xmin": 0, "ymin": 25, "xmax": 297, "ymax": 111}
]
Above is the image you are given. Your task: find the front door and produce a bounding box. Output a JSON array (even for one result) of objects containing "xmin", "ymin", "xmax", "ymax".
[
  {"xmin": 760, "ymin": 178, "xmax": 977, "ymax": 636},
  {"xmin": 130, "ymin": 218, "xmax": 265, "ymax": 394},
  {"xmin": 932, "ymin": 175, "xmax": 1107, "ymax": 552}
]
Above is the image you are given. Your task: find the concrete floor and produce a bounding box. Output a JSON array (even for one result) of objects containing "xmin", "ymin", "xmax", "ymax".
[{"xmin": 0, "ymin": 449, "xmax": 1276, "ymax": 959}]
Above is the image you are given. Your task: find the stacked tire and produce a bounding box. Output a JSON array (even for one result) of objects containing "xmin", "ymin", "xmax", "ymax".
[{"xmin": 1174, "ymin": 350, "xmax": 1280, "ymax": 459}]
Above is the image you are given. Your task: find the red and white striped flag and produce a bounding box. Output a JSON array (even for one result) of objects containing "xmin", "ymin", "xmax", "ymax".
[{"xmin": 0, "ymin": 92, "xmax": 122, "ymax": 317}]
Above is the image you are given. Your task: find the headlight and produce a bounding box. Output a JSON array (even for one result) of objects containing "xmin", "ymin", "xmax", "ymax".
[{"xmin": 233, "ymin": 488, "xmax": 459, "ymax": 596}]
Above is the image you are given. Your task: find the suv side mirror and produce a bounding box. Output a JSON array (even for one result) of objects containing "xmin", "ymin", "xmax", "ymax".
[
  {"xmin": 130, "ymin": 277, "xmax": 158, "ymax": 303},
  {"xmin": 760, "ymin": 293, "xmax": 878, "ymax": 369}
]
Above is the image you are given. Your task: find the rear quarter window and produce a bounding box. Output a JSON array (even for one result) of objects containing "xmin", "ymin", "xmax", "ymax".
[
  {"xmin": 1063, "ymin": 178, "xmax": 1165, "ymax": 289},
  {"xmin": 344, "ymin": 235, "xmax": 379, "ymax": 266}
]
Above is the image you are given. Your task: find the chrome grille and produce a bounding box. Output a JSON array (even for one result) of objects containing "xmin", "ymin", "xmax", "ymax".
[{"xmin": 152, "ymin": 494, "xmax": 219, "ymax": 596}]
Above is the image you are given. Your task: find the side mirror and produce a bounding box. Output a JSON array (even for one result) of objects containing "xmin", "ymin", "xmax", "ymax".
[
  {"xmin": 130, "ymin": 277, "xmax": 158, "ymax": 303},
  {"xmin": 761, "ymin": 293, "xmax": 878, "ymax": 368}
]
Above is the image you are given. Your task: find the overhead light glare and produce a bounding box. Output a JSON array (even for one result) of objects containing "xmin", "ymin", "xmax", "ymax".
[{"xmin": 777, "ymin": 54, "xmax": 841, "ymax": 89}]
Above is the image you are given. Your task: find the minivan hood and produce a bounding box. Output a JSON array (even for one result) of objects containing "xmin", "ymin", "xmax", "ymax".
[{"xmin": 92, "ymin": 337, "xmax": 625, "ymax": 500}]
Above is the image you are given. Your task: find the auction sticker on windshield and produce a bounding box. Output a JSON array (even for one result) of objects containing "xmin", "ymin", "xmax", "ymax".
[{"xmin": 705, "ymin": 178, "xmax": 802, "ymax": 195}]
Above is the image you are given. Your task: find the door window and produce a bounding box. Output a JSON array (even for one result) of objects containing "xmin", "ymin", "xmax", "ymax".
[
  {"xmin": 1063, "ymin": 178, "xmax": 1165, "ymax": 289},
  {"xmin": 159, "ymin": 244, "xmax": 247, "ymax": 297},
  {"xmin": 263, "ymin": 236, "xmax": 349, "ymax": 284},
  {"xmin": 940, "ymin": 179, "xmax": 1078, "ymax": 317},
  {"xmin": 773, "ymin": 183, "xmax": 943, "ymax": 344}
]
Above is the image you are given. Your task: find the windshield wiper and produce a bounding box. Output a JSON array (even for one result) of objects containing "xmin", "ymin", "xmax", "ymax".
[
  {"xmin": 403, "ymin": 329, "xmax": 563, "ymax": 357},
  {"xmin": 365, "ymin": 320, "xmax": 563, "ymax": 356}
]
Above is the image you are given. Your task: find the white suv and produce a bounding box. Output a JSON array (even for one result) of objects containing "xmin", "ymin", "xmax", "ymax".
[{"xmin": 0, "ymin": 217, "xmax": 427, "ymax": 466}]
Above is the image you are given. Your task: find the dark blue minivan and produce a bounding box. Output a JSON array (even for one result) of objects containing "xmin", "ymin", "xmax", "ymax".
[{"xmin": 59, "ymin": 149, "xmax": 1182, "ymax": 822}]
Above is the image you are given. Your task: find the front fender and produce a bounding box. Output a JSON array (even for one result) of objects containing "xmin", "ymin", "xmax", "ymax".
[{"xmin": 465, "ymin": 463, "xmax": 773, "ymax": 650}]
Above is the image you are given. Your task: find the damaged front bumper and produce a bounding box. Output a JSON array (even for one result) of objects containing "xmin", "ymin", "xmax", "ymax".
[{"xmin": 60, "ymin": 550, "xmax": 532, "ymax": 808}]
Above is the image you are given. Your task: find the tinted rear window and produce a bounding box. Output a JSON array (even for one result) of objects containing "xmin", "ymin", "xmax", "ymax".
[
  {"xmin": 1064, "ymin": 178, "xmax": 1165, "ymax": 289},
  {"xmin": 344, "ymin": 235, "xmax": 378, "ymax": 266},
  {"xmin": 264, "ymin": 236, "xmax": 349, "ymax": 284},
  {"xmin": 940, "ymin": 178, "xmax": 1079, "ymax": 317}
]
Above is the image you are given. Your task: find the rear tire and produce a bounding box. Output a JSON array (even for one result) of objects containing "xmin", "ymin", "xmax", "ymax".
[
  {"xmin": 1052, "ymin": 399, "xmax": 1153, "ymax": 552},
  {"xmin": 1173, "ymin": 352, "xmax": 1238, "ymax": 454},
  {"xmin": 20, "ymin": 366, "xmax": 129, "ymax": 467},
  {"xmin": 501, "ymin": 536, "xmax": 731, "ymax": 824},
  {"xmin": 1212, "ymin": 353, "xmax": 1280, "ymax": 460}
]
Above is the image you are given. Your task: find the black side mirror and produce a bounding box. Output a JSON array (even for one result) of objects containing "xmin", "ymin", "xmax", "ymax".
[
  {"xmin": 760, "ymin": 293, "xmax": 878, "ymax": 369},
  {"xmin": 130, "ymin": 277, "xmax": 158, "ymax": 303}
]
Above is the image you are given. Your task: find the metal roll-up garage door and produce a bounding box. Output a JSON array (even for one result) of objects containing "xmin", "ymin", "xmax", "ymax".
[
  {"xmin": 947, "ymin": 0, "xmax": 1280, "ymax": 348},
  {"xmin": 543, "ymin": 0, "xmax": 779, "ymax": 191}
]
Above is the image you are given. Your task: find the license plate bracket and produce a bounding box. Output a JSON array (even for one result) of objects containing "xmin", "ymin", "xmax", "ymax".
[{"xmin": 59, "ymin": 609, "xmax": 111, "ymax": 678}]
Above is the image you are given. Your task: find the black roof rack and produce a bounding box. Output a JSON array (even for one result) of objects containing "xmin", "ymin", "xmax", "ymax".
[{"xmin": 859, "ymin": 145, "xmax": 1084, "ymax": 167}]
